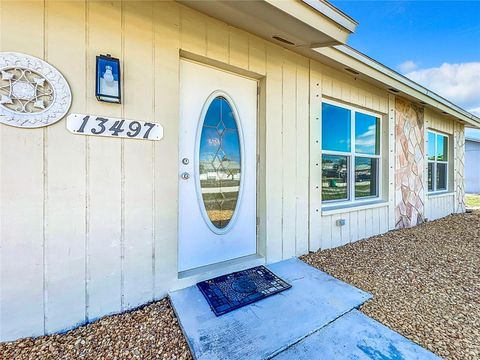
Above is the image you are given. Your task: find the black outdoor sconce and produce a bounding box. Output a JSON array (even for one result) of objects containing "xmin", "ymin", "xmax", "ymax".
[{"xmin": 96, "ymin": 54, "xmax": 121, "ymax": 103}]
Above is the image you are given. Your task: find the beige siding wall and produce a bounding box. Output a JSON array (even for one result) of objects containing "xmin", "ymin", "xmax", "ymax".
[
  {"xmin": 426, "ymin": 193, "xmax": 455, "ymax": 221},
  {"xmin": 309, "ymin": 62, "xmax": 393, "ymax": 251},
  {"xmin": 0, "ymin": 0, "xmax": 311, "ymax": 340},
  {"xmin": 424, "ymin": 109, "xmax": 465, "ymax": 220}
]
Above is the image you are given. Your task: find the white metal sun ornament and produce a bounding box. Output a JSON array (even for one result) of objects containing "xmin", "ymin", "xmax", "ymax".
[{"xmin": 0, "ymin": 52, "xmax": 72, "ymax": 128}]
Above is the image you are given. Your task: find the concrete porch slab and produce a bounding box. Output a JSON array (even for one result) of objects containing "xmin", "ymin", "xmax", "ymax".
[
  {"xmin": 273, "ymin": 309, "xmax": 441, "ymax": 360},
  {"xmin": 169, "ymin": 258, "xmax": 371, "ymax": 360}
]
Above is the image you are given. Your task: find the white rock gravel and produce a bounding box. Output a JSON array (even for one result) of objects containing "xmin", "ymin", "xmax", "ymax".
[
  {"xmin": 302, "ymin": 211, "xmax": 480, "ymax": 360},
  {"xmin": 2, "ymin": 212, "xmax": 479, "ymax": 360}
]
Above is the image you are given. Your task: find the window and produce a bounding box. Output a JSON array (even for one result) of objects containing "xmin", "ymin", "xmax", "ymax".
[
  {"xmin": 427, "ymin": 131, "xmax": 449, "ymax": 192},
  {"xmin": 321, "ymin": 102, "xmax": 381, "ymax": 204}
]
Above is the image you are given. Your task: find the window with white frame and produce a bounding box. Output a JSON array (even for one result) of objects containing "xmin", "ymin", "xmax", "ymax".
[
  {"xmin": 427, "ymin": 130, "xmax": 449, "ymax": 192},
  {"xmin": 321, "ymin": 101, "xmax": 381, "ymax": 204}
]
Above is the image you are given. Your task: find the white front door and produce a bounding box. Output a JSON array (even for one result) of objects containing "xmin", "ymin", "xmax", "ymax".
[{"xmin": 178, "ymin": 60, "xmax": 257, "ymax": 272}]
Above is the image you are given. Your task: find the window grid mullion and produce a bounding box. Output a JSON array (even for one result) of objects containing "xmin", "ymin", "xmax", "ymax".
[
  {"xmin": 434, "ymin": 133, "xmax": 437, "ymax": 191},
  {"xmin": 350, "ymin": 109, "xmax": 355, "ymax": 202}
]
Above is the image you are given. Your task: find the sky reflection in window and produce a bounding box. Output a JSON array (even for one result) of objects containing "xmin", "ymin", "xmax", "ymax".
[
  {"xmin": 428, "ymin": 132, "xmax": 436, "ymax": 160},
  {"xmin": 436, "ymin": 135, "xmax": 448, "ymax": 161},
  {"xmin": 355, "ymin": 112, "xmax": 379, "ymax": 155},
  {"xmin": 322, "ymin": 103, "xmax": 351, "ymax": 152}
]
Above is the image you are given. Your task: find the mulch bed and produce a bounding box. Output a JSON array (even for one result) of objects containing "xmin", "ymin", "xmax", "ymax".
[{"xmin": 2, "ymin": 212, "xmax": 479, "ymax": 359}]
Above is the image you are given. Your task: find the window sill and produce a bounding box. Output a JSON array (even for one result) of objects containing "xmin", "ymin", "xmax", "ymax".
[
  {"xmin": 427, "ymin": 191, "xmax": 454, "ymax": 198},
  {"xmin": 321, "ymin": 200, "xmax": 389, "ymax": 215}
]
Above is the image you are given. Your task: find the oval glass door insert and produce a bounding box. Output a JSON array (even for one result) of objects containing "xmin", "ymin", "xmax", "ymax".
[{"xmin": 199, "ymin": 96, "xmax": 241, "ymax": 230}]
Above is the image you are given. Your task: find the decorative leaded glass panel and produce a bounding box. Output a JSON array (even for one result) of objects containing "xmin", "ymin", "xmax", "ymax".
[{"xmin": 199, "ymin": 96, "xmax": 241, "ymax": 229}]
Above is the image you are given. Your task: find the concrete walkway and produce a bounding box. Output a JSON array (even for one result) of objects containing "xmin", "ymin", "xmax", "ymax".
[{"xmin": 169, "ymin": 258, "xmax": 440, "ymax": 360}]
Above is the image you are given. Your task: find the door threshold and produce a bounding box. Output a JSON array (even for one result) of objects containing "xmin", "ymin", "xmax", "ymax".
[{"xmin": 173, "ymin": 254, "xmax": 265, "ymax": 291}]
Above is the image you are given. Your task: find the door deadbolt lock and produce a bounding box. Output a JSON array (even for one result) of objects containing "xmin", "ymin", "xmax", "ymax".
[
  {"xmin": 182, "ymin": 158, "xmax": 189, "ymax": 165},
  {"xmin": 181, "ymin": 172, "xmax": 190, "ymax": 180}
]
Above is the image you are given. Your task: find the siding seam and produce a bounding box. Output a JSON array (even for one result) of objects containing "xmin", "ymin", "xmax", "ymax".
[
  {"xmin": 84, "ymin": 0, "xmax": 90, "ymax": 323},
  {"xmin": 120, "ymin": 0, "xmax": 126, "ymax": 312},
  {"xmin": 42, "ymin": 0, "xmax": 48, "ymax": 335},
  {"xmin": 151, "ymin": 0, "xmax": 156, "ymax": 303}
]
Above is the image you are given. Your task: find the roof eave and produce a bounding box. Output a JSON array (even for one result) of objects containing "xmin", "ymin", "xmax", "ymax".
[
  {"xmin": 300, "ymin": 0, "xmax": 358, "ymax": 33},
  {"xmin": 314, "ymin": 45, "xmax": 480, "ymax": 127}
]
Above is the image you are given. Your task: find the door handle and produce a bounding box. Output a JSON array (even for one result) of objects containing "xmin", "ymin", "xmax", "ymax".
[{"xmin": 181, "ymin": 172, "xmax": 190, "ymax": 180}]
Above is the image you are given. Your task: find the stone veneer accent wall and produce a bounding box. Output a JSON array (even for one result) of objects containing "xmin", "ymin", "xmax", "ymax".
[
  {"xmin": 395, "ymin": 98, "xmax": 425, "ymax": 228},
  {"xmin": 454, "ymin": 122, "xmax": 466, "ymax": 213}
]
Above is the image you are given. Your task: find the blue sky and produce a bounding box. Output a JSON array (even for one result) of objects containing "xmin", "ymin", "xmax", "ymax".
[{"xmin": 331, "ymin": 0, "xmax": 480, "ymax": 137}]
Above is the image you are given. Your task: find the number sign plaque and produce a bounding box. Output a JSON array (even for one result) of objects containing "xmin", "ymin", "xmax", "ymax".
[{"xmin": 67, "ymin": 113, "xmax": 163, "ymax": 141}]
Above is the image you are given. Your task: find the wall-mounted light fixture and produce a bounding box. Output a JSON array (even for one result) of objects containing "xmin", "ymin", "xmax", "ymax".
[{"xmin": 96, "ymin": 54, "xmax": 121, "ymax": 103}]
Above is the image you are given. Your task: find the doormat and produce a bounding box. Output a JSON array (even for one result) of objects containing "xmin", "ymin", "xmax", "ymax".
[{"xmin": 197, "ymin": 265, "xmax": 292, "ymax": 316}]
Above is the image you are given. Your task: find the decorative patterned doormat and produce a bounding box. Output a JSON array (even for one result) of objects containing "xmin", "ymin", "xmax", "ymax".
[{"xmin": 196, "ymin": 265, "xmax": 292, "ymax": 316}]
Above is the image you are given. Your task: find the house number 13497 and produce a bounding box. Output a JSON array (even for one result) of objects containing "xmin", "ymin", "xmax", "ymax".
[{"xmin": 66, "ymin": 113, "xmax": 164, "ymax": 141}]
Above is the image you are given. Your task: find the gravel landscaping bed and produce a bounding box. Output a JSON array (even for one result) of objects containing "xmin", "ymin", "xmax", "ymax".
[
  {"xmin": 302, "ymin": 212, "xmax": 480, "ymax": 360},
  {"xmin": 0, "ymin": 299, "xmax": 192, "ymax": 360},
  {"xmin": 2, "ymin": 212, "xmax": 479, "ymax": 359}
]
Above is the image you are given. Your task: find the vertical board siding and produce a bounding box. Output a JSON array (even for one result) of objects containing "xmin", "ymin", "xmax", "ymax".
[
  {"xmin": 319, "ymin": 64, "xmax": 389, "ymax": 114},
  {"xmin": 308, "ymin": 63, "xmax": 322, "ymax": 252},
  {"xmin": 426, "ymin": 194, "xmax": 455, "ymax": 221},
  {"xmin": 264, "ymin": 44, "xmax": 284, "ymax": 263},
  {"xmin": 86, "ymin": 0, "xmax": 123, "ymax": 321},
  {"xmin": 319, "ymin": 205, "xmax": 390, "ymax": 249},
  {"xmin": 312, "ymin": 60, "xmax": 392, "ymax": 251},
  {"xmin": 281, "ymin": 55, "xmax": 298, "ymax": 259},
  {"xmin": 180, "ymin": 6, "xmax": 206, "ymax": 56},
  {"xmin": 248, "ymin": 35, "xmax": 266, "ymax": 75},
  {"xmin": 206, "ymin": 18, "xmax": 229, "ymax": 63},
  {"xmin": 44, "ymin": 0, "xmax": 87, "ymax": 334},
  {"xmin": 122, "ymin": 1, "xmax": 155, "ymax": 310},
  {"xmin": 228, "ymin": 28, "xmax": 249, "ymax": 69},
  {"xmin": 424, "ymin": 109, "xmax": 460, "ymax": 219},
  {"xmin": 0, "ymin": 0, "xmax": 311, "ymax": 340},
  {"xmin": 0, "ymin": 0, "xmax": 46, "ymax": 340},
  {"xmin": 388, "ymin": 95, "xmax": 396, "ymax": 230},
  {"xmin": 425, "ymin": 108, "xmax": 454, "ymax": 135},
  {"xmin": 152, "ymin": 0, "xmax": 180, "ymax": 300},
  {"xmin": 295, "ymin": 57, "xmax": 310, "ymax": 256}
]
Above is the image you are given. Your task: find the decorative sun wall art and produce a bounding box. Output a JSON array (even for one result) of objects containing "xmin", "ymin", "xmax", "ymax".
[{"xmin": 0, "ymin": 52, "xmax": 72, "ymax": 128}]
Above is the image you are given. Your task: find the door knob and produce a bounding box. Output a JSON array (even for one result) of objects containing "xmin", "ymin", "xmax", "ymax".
[{"xmin": 181, "ymin": 172, "xmax": 190, "ymax": 180}]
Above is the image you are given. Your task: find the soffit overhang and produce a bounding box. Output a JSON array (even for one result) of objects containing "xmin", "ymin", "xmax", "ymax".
[{"xmin": 177, "ymin": 0, "xmax": 357, "ymax": 48}]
